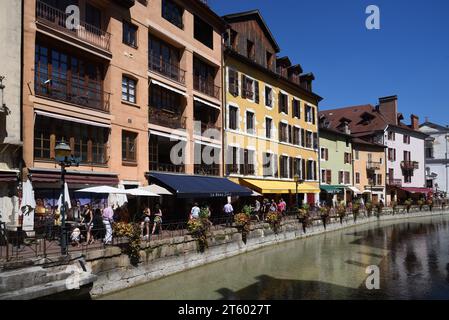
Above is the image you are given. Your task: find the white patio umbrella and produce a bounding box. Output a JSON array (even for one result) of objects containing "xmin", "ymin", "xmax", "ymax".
[
  {"xmin": 126, "ymin": 188, "xmax": 159, "ymax": 197},
  {"xmin": 76, "ymin": 186, "xmax": 129, "ymax": 194},
  {"xmin": 108, "ymin": 184, "xmax": 128, "ymax": 207},
  {"xmin": 57, "ymin": 182, "xmax": 72, "ymax": 211},
  {"xmin": 140, "ymin": 184, "xmax": 173, "ymax": 195},
  {"xmin": 20, "ymin": 179, "xmax": 36, "ymax": 210}
]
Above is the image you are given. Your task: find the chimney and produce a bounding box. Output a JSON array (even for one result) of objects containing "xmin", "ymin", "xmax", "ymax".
[
  {"xmin": 411, "ymin": 114, "xmax": 419, "ymax": 130},
  {"xmin": 378, "ymin": 95, "xmax": 398, "ymax": 125}
]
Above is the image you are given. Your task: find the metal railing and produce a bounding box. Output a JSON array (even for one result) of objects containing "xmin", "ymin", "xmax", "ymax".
[
  {"xmin": 148, "ymin": 53, "xmax": 185, "ymax": 84},
  {"xmin": 401, "ymin": 161, "xmax": 419, "ymax": 170},
  {"xmin": 194, "ymin": 164, "xmax": 220, "ymax": 176},
  {"xmin": 148, "ymin": 106, "xmax": 186, "ymax": 129},
  {"xmin": 367, "ymin": 161, "xmax": 382, "ymax": 170},
  {"xmin": 194, "ymin": 121, "xmax": 221, "ymax": 135},
  {"xmin": 35, "ymin": 71, "xmax": 110, "ymax": 112},
  {"xmin": 149, "ymin": 161, "xmax": 185, "ymax": 173},
  {"xmin": 387, "ymin": 179, "xmax": 402, "ymax": 186},
  {"xmin": 193, "ymin": 75, "xmax": 220, "ymax": 99},
  {"xmin": 36, "ymin": 0, "xmax": 111, "ymax": 51}
]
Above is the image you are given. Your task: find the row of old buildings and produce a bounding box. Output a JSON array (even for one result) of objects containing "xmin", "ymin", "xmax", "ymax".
[{"xmin": 0, "ymin": 0, "xmax": 441, "ymax": 229}]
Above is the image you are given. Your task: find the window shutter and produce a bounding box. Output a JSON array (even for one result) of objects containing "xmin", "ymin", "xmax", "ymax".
[
  {"xmin": 326, "ymin": 149, "xmax": 329, "ymax": 161},
  {"xmin": 313, "ymin": 132, "xmax": 318, "ymax": 149},
  {"xmin": 301, "ymin": 129, "xmax": 305, "ymax": 147},
  {"xmin": 241, "ymin": 74, "xmax": 246, "ymax": 98},
  {"xmin": 304, "ymin": 105, "xmax": 308, "ymax": 120},
  {"xmin": 301, "ymin": 159, "xmax": 306, "ymax": 180},
  {"xmin": 278, "ymin": 92, "xmax": 282, "ymax": 113},
  {"xmin": 254, "ymin": 81, "xmax": 259, "ymax": 103},
  {"xmin": 327, "ymin": 170, "xmax": 332, "ymax": 184},
  {"xmin": 312, "ymin": 107, "xmax": 316, "ymax": 124},
  {"xmin": 288, "ymin": 125, "xmax": 292, "ymax": 144},
  {"xmin": 273, "ymin": 154, "xmax": 279, "ymax": 177}
]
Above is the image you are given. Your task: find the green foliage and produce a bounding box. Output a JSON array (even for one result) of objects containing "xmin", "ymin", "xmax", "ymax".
[{"xmin": 242, "ymin": 205, "xmax": 252, "ymax": 216}]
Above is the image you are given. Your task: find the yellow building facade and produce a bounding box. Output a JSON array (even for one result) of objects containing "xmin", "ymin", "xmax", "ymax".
[{"xmin": 222, "ymin": 11, "xmax": 321, "ymax": 206}]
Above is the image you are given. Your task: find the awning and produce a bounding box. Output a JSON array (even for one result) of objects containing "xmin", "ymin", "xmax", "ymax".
[
  {"xmin": 320, "ymin": 185, "xmax": 344, "ymax": 194},
  {"xmin": 193, "ymin": 96, "xmax": 221, "ymax": 110},
  {"xmin": 34, "ymin": 110, "xmax": 111, "ymax": 128},
  {"xmin": 140, "ymin": 184, "xmax": 173, "ymax": 195},
  {"xmin": 0, "ymin": 171, "xmax": 19, "ymax": 182},
  {"xmin": 398, "ymin": 187, "xmax": 433, "ymax": 194},
  {"xmin": 146, "ymin": 172, "xmax": 252, "ymax": 198},
  {"xmin": 29, "ymin": 169, "xmax": 119, "ymax": 185},
  {"xmin": 240, "ymin": 179, "xmax": 319, "ymax": 194},
  {"xmin": 346, "ymin": 186, "xmax": 362, "ymax": 194},
  {"xmin": 150, "ymin": 79, "xmax": 188, "ymax": 97}
]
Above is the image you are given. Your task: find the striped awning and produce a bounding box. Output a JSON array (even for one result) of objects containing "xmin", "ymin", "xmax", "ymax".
[
  {"xmin": 29, "ymin": 169, "xmax": 119, "ymax": 185},
  {"xmin": 0, "ymin": 171, "xmax": 19, "ymax": 182}
]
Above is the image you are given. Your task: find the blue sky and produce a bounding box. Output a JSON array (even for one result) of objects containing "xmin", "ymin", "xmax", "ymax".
[{"xmin": 210, "ymin": 0, "xmax": 449, "ymax": 125}]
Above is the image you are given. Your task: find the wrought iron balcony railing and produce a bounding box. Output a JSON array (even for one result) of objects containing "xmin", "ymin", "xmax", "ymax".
[
  {"xmin": 193, "ymin": 75, "xmax": 220, "ymax": 100},
  {"xmin": 35, "ymin": 71, "xmax": 110, "ymax": 112},
  {"xmin": 149, "ymin": 161, "xmax": 185, "ymax": 173},
  {"xmin": 240, "ymin": 164, "xmax": 255, "ymax": 176},
  {"xmin": 148, "ymin": 53, "xmax": 185, "ymax": 84},
  {"xmin": 36, "ymin": 0, "xmax": 111, "ymax": 52},
  {"xmin": 148, "ymin": 106, "xmax": 186, "ymax": 129},
  {"xmin": 194, "ymin": 121, "xmax": 221, "ymax": 135},
  {"xmin": 387, "ymin": 179, "xmax": 402, "ymax": 187},
  {"xmin": 194, "ymin": 164, "xmax": 220, "ymax": 176},
  {"xmin": 367, "ymin": 161, "xmax": 382, "ymax": 171},
  {"xmin": 226, "ymin": 164, "xmax": 239, "ymax": 175},
  {"xmin": 401, "ymin": 161, "xmax": 419, "ymax": 170}
]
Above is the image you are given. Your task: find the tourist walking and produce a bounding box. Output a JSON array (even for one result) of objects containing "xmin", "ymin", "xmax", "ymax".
[
  {"xmin": 81, "ymin": 204, "xmax": 94, "ymax": 245},
  {"xmin": 141, "ymin": 207, "xmax": 151, "ymax": 240},
  {"xmin": 224, "ymin": 201, "xmax": 234, "ymax": 226},
  {"xmin": 152, "ymin": 204, "xmax": 163, "ymax": 235},
  {"xmin": 278, "ymin": 198, "xmax": 287, "ymax": 216},
  {"xmin": 102, "ymin": 205, "xmax": 114, "ymax": 245},
  {"xmin": 190, "ymin": 203, "xmax": 200, "ymax": 220}
]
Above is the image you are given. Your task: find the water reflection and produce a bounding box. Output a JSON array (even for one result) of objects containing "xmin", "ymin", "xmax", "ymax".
[{"xmin": 101, "ymin": 215, "xmax": 449, "ymax": 300}]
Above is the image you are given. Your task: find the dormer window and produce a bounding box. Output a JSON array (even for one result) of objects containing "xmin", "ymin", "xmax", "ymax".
[{"xmin": 246, "ymin": 40, "xmax": 255, "ymax": 60}]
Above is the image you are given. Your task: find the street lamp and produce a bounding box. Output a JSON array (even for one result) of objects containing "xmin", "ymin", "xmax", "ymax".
[
  {"xmin": 54, "ymin": 140, "xmax": 79, "ymax": 255},
  {"xmin": 294, "ymin": 174, "xmax": 305, "ymax": 208}
]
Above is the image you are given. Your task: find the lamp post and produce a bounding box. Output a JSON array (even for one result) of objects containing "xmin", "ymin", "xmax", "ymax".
[
  {"xmin": 54, "ymin": 140, "xmax": 79, "ymax": 255},
  {"xmin": 294, "ymin": 174, "xmax": 305, "ymax": 208}
]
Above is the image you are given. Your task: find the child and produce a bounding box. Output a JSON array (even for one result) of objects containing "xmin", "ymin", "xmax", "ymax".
[{"xmin": 70, "ymin": 227, "xmax": 82, "ymax": 247}]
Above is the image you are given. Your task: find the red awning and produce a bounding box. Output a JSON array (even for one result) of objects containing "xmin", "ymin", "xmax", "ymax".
[
  {"xmin": 0, "ymin": 171, "xmax": 19, "ymax": 182},
  {"xmin": 398, "ymin": 187, "xmax": 433, "ymax": 194},
  {"xmin": 29, "ymin": 170, "xmax": 119, "ymax": 185}
]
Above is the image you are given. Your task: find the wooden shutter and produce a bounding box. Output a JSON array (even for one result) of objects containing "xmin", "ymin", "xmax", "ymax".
[
  {"xmin": 278, "ymin": 92, "xmax": 283, "ymax": 113},
  {"xmin": 301, "ymin": 129, "xmax": 305, "ymax": 147},
  {"xmin": 301, "ymin": 159, "xmax": 306, "ymax": 180},
  {"xmin": 254, "ymin": 81, "xmax": 259, "ymax": 103},
  {"xmin": 313, "ymin": 132, "xmax": 318, "ymax": 149},
  {"xmin": 326, "ymin": 170, "xmax": 332, "ymax": 184},
  {"xmin": 312, "ymin": 107, "xmax": 316, "ymax": 124},
  {"xmin": 338, "ymin": 171, "xmax": 343, "ymax": 184},
  {"xmin": 288, "ymin": 125, "xmax": 292, "ymax": 144},
  {"xmin": 241, "ymin": 74, "xmax": 246, "ymax": 98}
]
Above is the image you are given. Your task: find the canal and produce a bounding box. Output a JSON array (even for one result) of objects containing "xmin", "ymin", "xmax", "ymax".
[{"xmin": 100, "ymin": 214, "xmax": 449, "ymax": 299}]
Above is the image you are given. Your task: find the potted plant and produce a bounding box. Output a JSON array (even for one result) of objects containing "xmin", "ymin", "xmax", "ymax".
[
  {"xmin": 365, "ymin": 202, "xmax": 373, "ymax": 217},
  {"xmin": 234, "ymin": 206, "xmax": 251, "ymax": 243},
  {"xmin": 417, "ymin": 199, "xmax": 425, "ymax": 211},
  {"xmin": 391, "ymin": 200, "xmax": 397, "ymax": 215},
  {"xmin": 187, "ymin": 218, "xmax": 208, "ymax": 253},
  {"xmin": 426, "ymin": 198, "xmax": 433, "ymax": 211},
  {"xmin": 113, "ymin": 222, "xmax": 142, "ymax": 265},
  {"xmin": 266, "ymin": 211, "xmax": 281, "ymax": 234},
  {"xmin": 352, "ymin": 201, "xmax": 360, "ymax": 222},
  {"xmin": 319, "ymin": 206, "xmax": 330, "ymax": 229},
  {"xmin": 404, "ymin": 199, "xmax": 412, "ymax": 213},
  {"xmin": 337, "ymin": 204, "xmax": 346, "ymax": 224}
]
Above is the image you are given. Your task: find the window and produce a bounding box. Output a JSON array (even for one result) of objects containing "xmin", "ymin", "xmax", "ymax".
[
  {"xmin": 86, "ymin": 3, "xmax": 101, "ymax": 29},
  {"xmin": 387, "ymin": 131, "xmax": 395, "ymax": 141},
  {"xmin": 122, "ymin": 76, "xmax": 136, "ymax": 103},
  {"xmin": 305, "ymin": 131, "xmax": 313, "ymax": 148},
  {"xmin": 34, "ymin": 115, "xmax": 107, "ymax": 164},
  {"xmin": 321, "ymin": 169, "xmax": 326, "ymax": 183},
  {"xmin": 305, "ymin": 105, "xmax": 315, "ymax": 123},
  {"xmin": 345, "ymin": 172, "xmax": 350, "ymax": 184},
  {"xmin": 122, "ymin": 131, "xmax": 137, "ymax": 162},
  {"xmin": 307, "ymin": 160, "xmax": 316, "ymax": 180},
  {"xmin": 293, "ymin": 127, "xmax": 300, "ymax": 145},
  {"xmin": 265, "ymin": 118, "xmax": 272, "ymax": 139},
  {"xmin": 321, "ymin": 148, "xmax": 329, "ymax": 161},
  {"xmin": 425, "ymin": 141, "xmax": 434, "ymax": 158},
  {"xmin": 279, "ymin": 122, "xmax": 288, "ymax": 143},
  {"xmin": 246, "ymin": 111, "xmax": 255, "ymax": 134},
  {"xmin": 246, "ymin": 40, "xmax": 255, "ymax": 60},
  {"xmin": 280, "ymin": 156, "xmax": 289, "ymax": 178},
  {"xmin": 149, "ymin": 84, "xmax": 181, "ymax": 114},
  {"xmin": 266, "ymin": 51, "xmax": 273, "ymax": 69},
  {"xmin": 226, "ymin": 146, "xmax": 239, "ymax": 174},
  {"xmin": 241, "ymin": 75, "xmax": 256, "ymax": 100},
  {"xmin": 354, "ymin": 150, "xmax": 359, "ymax": 160},
  {"xmin": 321, "ymin": 170, "xmax": 332, "ymax": 185},
  {"xmin": 355, "ymin": 172, "xmax": 360, "ymax": 184},
  {"xmin": 240, "ymin": 149, "xmax": 255, "ymax": 175},
  {"xmin": 344, "ymin": 152, "xmax": 352, "ymax": 164},
  {"xmin": 403, "ymin": 134, "xmax": 410, "ymax": 144},
  {"xmin": 149, "ymin": 36, "xmax": 182, "ymax": 82},
  {"xmin": 228, "ymin": 68, "xmax": 239, "ymax": 96},
  {"xmin": 293, "ymin": 99, "xmax": 300, "ymax": 118},
  {"xmin": 194, "ymin": 15, "xmax": 213, "ymax": 49},
  {"xmin": 229, "ymin": 106, "xmax": 238, "ymax": 130},
  {"xmin": 404, "ymin": 173, "xmax": 412, "ymax": 183},
  {"xmin": 377, "ymin": 174, "xmax": 382, "ymax": 186},
  {"xmin": 162, "ymin": 0, "xmax": 183, "ymax": 29},
  {"xmin": 339, "ymin": 171, "xmax": 350, "ymax": 184},
  {"xmin": 123, "ymin": 21, "xmax": 137, "ymax": 48},
  {"xmin": 404, "ymin": 150, "xmax": 411, "ymax": 162},
  {"xmin": 265, "ymin": 86, "xmax": 273, "ymax": 107},
  {"xmin": 279, "ymin": 92, "xmax": 288, "ymax": 114},
  {"xmin": 388, "ymin": 148, "xmax": 396, "ymax": 161}
]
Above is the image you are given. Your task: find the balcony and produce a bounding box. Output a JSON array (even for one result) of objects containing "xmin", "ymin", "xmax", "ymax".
[
  {"xmin": 240, "ymin": 164, "xmax": 255, "ymax": 176},
  {"xmin": 226, "ymin": 164, "xmax": 239, "ymax": 175},
  {"xmin": 149, "ymin": 161, "xmax": 185, "ymax": 173},
  {"xmin": 193, "ymin": 75, "xmax": 220, "ymax": 100},
  {"xmin": 148, "ymin": 54, "xmax": 185, "ymax": 84},
  {"xmin": 36, "ymin": 0, "xmax": 111, "ymax": 52},
  {"xmin": 194, "ymin": 164, "xmax": 220, "ymax": 176},
  {"xmin": 387, "ymin": 179, "xmax": 402, "ymax": 187},
  {"xmin": 401, "ymin": 161, "xmax": 419, "ymax": 170},
  {"xmin": 367, "ymin": 161, "xmax": 382, "ymax": 171},
  {"xmin": 35, "ymin": 71, "xmax": 110, "ymax": 112},
  {"xmin": 149, "ymin": 106, "xmax": 186, "ymax": 129},
  {"xmin": 194, "ymin": 121, "xmax": 221, "ymax": 136}
]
